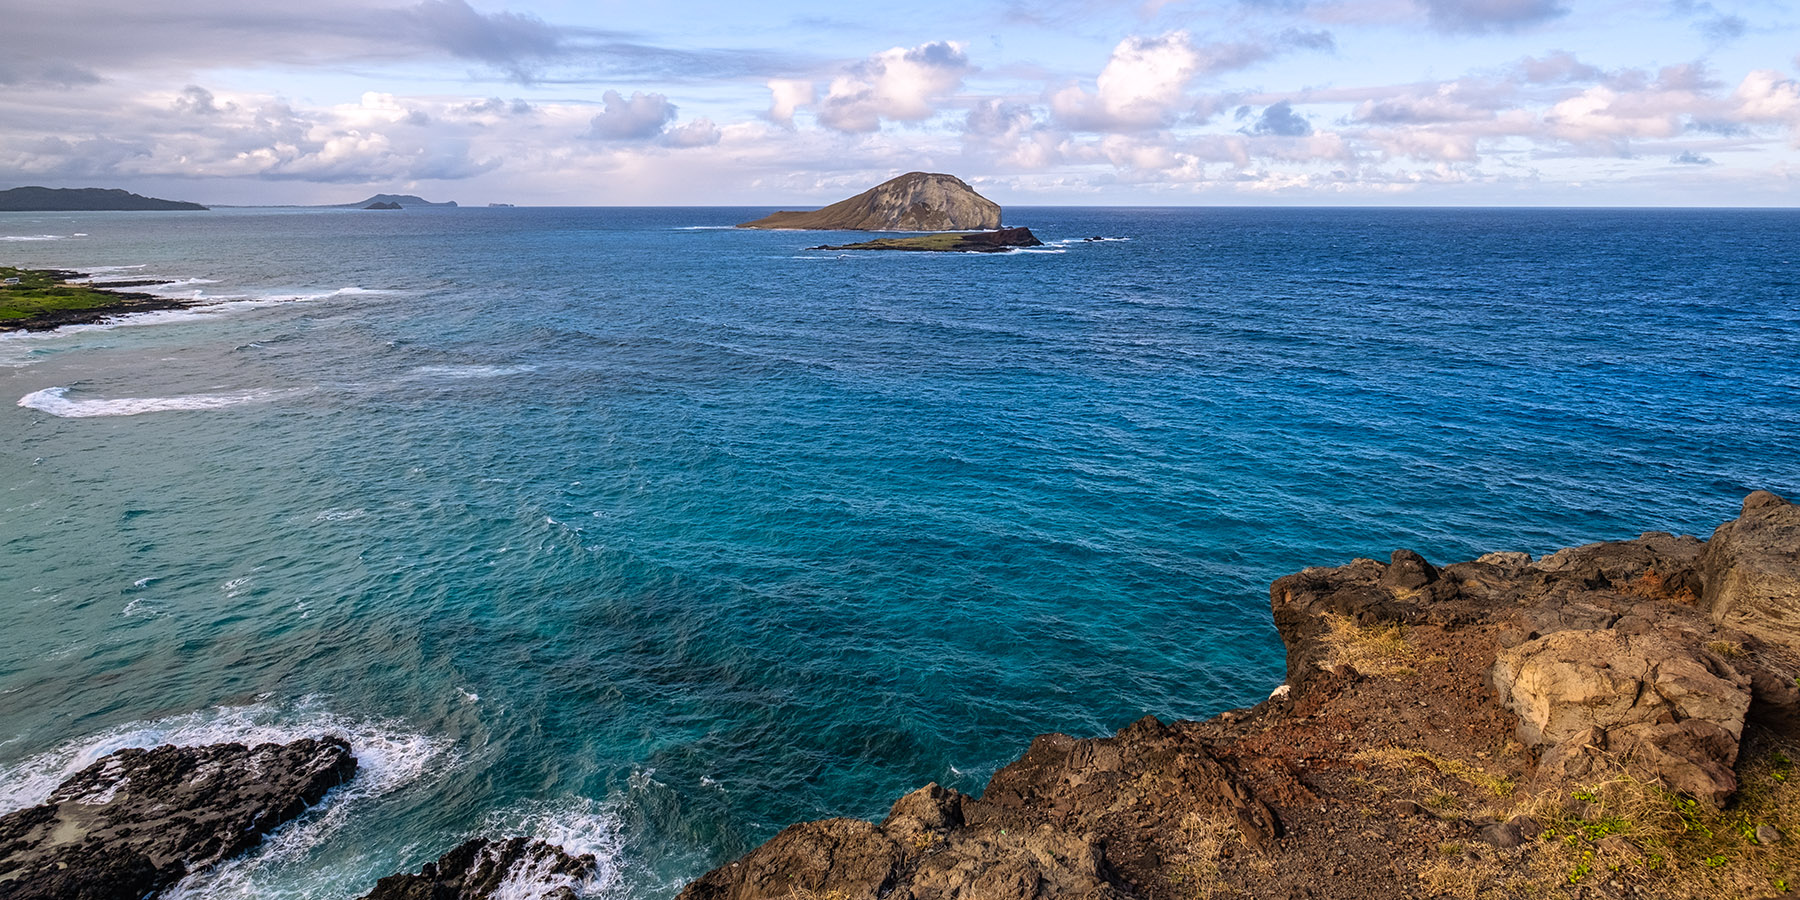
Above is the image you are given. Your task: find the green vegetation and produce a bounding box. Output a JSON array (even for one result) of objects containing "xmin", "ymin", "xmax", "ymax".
[
  {"xmin": 1526, "ymin": 750, "xmax": 1799, "ymax": 899},
  {"xmin": 0, "ymin": 266, "xmax": 135, "ymax": 322}
]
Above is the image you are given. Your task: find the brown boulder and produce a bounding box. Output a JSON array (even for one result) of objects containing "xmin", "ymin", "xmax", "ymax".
[{"xmin": 1700, "ymin": 490, "xmax": 1800, "ymax": 651}]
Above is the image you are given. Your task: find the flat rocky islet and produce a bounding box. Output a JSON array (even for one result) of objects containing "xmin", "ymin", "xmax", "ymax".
[
  {"xmin": 5, "ymin": 493, "xmax": 1796, "ymax": 899},
  {"xmin": 0, "ymin": 266, "xmax": 190, "ymax": 332},
  {"xmin": 809, "ymin": 226, "xmax": 1044, "ymax": 253}
]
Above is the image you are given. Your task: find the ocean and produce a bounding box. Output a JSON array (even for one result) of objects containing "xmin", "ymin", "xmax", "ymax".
[{"xmin": 1, "ymin": 206, "xmax": 1796, "ymax": 898}]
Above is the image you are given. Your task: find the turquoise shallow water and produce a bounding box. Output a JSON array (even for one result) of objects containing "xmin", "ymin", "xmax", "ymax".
[{"xmin": 1, "ymin": 207, "xmax": 1797, "ymax": 897}]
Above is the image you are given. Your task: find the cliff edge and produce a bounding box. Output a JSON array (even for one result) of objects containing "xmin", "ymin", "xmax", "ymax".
[
  {"xmin": 737, "ymin": 173, "xmax": 1002, "ymax": 232},
  {"xmin": 677, "ymin": 493, "xmax": 1800, "ymax": 900}
]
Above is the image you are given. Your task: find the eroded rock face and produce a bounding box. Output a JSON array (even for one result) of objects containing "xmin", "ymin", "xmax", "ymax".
[
  {"xmin": 1701, "ymin": 490, "xmax": 1800, "ymax": 651},
  {"xmin": 0, "ymin": 737, "xmax": 356, "ymax": 900},
  {"xmin": 679, "ymin": 719, "xmax": 1284, "ymax": 900},
  {"xmin": 359, "ymin": 837, "xmax": 597, "ymax": 900},
  {"xmin": 1491, "ymin": 629, "xmax": 1752, "ymax": 806},
  {"xmin": 736, "ymin": 173, "xmax": 1003, "ymax": 232}
]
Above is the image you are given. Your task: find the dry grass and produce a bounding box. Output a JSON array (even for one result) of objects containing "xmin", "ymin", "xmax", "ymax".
[
  {"xmin": 1319, "ymin": 612, "xmax": 1417, "ymax": 676},
  {"xmin": 1521, "ymin": 747, "xmax": 1799, "ymax": 899},
  {"xmin": 1168, "ymin": 810, "xmax": 1240, "ymax": 900},
  {"xmin": 1353, "ymin": 747, "xmax": 1518, "ymax": 800}
]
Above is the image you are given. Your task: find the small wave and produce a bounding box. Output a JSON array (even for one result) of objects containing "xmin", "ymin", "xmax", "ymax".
[
  {"xmin": 411, "ymin": 364, "xmax": 538, "ymax": 379},
  {"xmin": 481, "ymin": 797, "xmax": 625, "ymax": 899},
  {"xmin": 671, "ymin": 225, "xmax": 736, "ymax": 231},
  {"xmin": 18, "ymin": 386, "xmax": 293, "ymax": 418},
  {"xmin": 0, "ymin": 234, "xmax": 70, "ymax": 242},
  {"xmin": 1007, "ymin": 247, "xmax": 1068, "ymax": 254},
  {"xmin": 313, "ymin": 508, "xmax": 367, "ymax": 522}
]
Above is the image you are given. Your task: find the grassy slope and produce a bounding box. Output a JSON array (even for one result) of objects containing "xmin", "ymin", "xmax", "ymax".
[{"xmin": 0, "ymin": 267, "xmax": 130, "ymax": 320}]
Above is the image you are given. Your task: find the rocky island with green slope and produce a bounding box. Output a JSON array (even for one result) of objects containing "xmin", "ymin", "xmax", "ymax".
[
  {"xmin": 738, "ymin": 173, "xmax": 1003, "ymax": 232},
  {"xmin": 0, "ymin": 187, "xmax": 207, "ymax": 211}
]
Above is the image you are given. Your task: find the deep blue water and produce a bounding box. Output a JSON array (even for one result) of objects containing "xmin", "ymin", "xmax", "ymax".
[{"xmin": 0, "ymin": 206, "xmax": 1795, "ymax": 898}]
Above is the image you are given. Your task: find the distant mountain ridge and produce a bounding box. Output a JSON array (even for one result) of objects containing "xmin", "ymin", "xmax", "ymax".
[
  {"xmin": 737, "ymin": 173, "xmax": 1001, "ymax": 232},
  {"xmin": 0, "ymin": 187, "xmax": 207, "ymax": 211},
  {"xmin": 327, "ymin": 194, "xmax": 458, "ymax": 209}
]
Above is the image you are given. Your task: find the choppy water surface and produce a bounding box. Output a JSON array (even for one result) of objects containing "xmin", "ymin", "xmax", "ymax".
[{"xmin": 1, "ymin": 206, "xmax": 1796, "ymax": 898}]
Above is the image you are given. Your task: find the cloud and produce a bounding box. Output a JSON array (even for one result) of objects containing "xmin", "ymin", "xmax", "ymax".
[
  {"xmin": 401, "ymin": 0, "xmax": 563, "ymax": 74},
  {"xmin": 1417, "ymin": 0, "xmax": 1568, "ymax": 33},
  {"xmin": 817, "ymin": 41, "xmax": 972, "ymax": 133},
  {"xmin": 662, "ymin": 118, "xmax": 721, "ymax": 148},
  {"xmin": 1248, "ymin": 100, "xmax": 1313, "ymax": 136},
  {"xmin": 1353, "ymin": 83, "xmax": 1496, "ymax": 124},
  {"xmin": 1515, "ymin": 51, "xmax": 1603, "ymax": 84},
  {"xmin": 173, "ymin": 85, "xmax": 226, "ymax": 115},
  {"xmin": 1670, "ymin": 150, "xmax": 1714, "ymax": 164},
  {"xmin": 588, "ymin": 90, "xmax": 677, "ymax": 140},
  {"xmin": 1051, "ymin": 32, "xmax": 1201, "ymax": 131},
  {"xmin": 767, "ymin": 79, "xmax": 815, "ymax": 128}
]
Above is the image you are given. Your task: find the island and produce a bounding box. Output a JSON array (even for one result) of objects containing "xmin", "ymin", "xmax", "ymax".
[
  {"xmin": 810, "ymin": 226, "xmax": 1044, "ymax": 253},
  {"xmin": 738, "ymin": 172, "xmax": 1002, "ymax": 232},
  {"xmin": 329, "ymin": 194, "xmax": 458, "ymax": 209},
  {"xmin": 0, "ymin": 266, "xmax": 190, "ymax": 331},
  {"xmin": 0, "ymin": 187, "xmax": 207, "ymax": 211}
]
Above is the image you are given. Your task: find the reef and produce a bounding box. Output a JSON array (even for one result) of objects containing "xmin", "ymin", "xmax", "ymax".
[
  {"xmin": 0, "ymin": 738, "xmax": 356, "ymax": 899},
  {"xmin": 737, "ymin": 173, "xmax": 1003, "ymax": 232},
  {"xmin": 677, "ymin": 492, "xmax": 1800, "ymax": 900},
  {"xmin": 809, "ymin": 227, "xmax": 1044, "ymax": 253}
]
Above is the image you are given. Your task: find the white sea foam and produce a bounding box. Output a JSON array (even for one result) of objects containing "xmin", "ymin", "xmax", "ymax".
[
  {"xmin": 0, "ymin": 699, "xmax": 461, "ymax": 900},
  {"xmin": 0, "ymin": 234, "xmax": 68, "ymax": 242},
  {"xmin": 0, "ymin": 699, "xmax": 453, "ymax": 816},
  {"xmin": 411, "ymin": 364, "xmax": 538, "ymax": 379},
  {"xmin": 481, "ymin": 796, "xmax": 627, "ymax": 899},
  {"xmin": 671, "ymin": 225, "xmax": 736, "ymax": 231},
  {"xmin": 18, "ymin": 386, "xmax": 294, "ymax": 418}
]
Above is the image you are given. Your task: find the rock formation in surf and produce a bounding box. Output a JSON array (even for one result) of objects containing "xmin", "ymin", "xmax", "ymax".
[
  {"xmin": 737, "ymin": 173, "xmax": 1002, "ymax": 232},
  {"xmin": 358, "ymin": 837, "xmax": 597, "ymax": 900},
  {"xmin": 0, "ymin": 737, "xmax": 356, "ymax": 899},
  {"xmin": 677, "ymin": 492, "xmax": 1800, "ymax": 900}
]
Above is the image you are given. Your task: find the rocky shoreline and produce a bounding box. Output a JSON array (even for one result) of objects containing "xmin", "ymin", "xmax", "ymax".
[
  {"xmin": 3, "ymin": 493, "xmax": 1795, "ymax": 899},
  {"xmin": 0, "ymin": 267, "xmax": 191, "ymax": 332}
]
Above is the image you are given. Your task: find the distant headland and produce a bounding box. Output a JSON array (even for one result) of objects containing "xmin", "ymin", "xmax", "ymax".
[
  {"xmin": 738, "ymin": 172, "xmax": 1002, "ymax": 232},
  {"xmin": 0, "ymin": 186, "xmax": 207, "ymax": 212}
]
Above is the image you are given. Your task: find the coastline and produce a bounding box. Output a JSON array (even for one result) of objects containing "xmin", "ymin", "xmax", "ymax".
[
  {"xmin": 0, "ymin": 266, "xmax": 191, "ymax": 332},
  {"xmin": 4, "ymin": 494, "xmax": 1795, "ymax": 899}
]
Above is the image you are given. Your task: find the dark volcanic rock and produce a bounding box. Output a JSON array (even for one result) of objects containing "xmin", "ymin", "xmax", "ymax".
[
  {"xmin": 738, "ymin": 173, "xmax": 1002, "ymax": 232},
  {"xmin": 0, "ymin": 737, "xmax": 356, "ymax": 900},
  {"xmin": 364, "ymin": 201, "xmax": 403, "ymax": 210},
  {"xmin": 677, "ymin": 495, "xmax": 1800, "ymax": 900},
  {"xmin": 808, "ymin": 227, "xmax": 1043, "ymax": 253},
  {"xmin": 359, "ymin": 837, "xmax": 597, "ymax": 900}
]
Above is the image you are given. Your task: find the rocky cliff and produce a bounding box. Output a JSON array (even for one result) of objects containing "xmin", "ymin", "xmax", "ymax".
[
  {"xmin": 678, "ymin": 492, "xmax": 1800, "ymax": 900},
  {"xmin": 737, "ymin": 173, "xmax": 1002, "ymax": 232}
]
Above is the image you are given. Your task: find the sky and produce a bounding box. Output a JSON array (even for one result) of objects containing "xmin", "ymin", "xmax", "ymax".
[{"xmin": 1, "ymin": 0, "xmax": 1797, "ymax": 206}]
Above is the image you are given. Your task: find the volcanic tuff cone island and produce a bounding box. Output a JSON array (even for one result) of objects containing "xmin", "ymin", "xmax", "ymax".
[{"xmin": 736, "ymin": 173, "xmax": 1003, "ymax": 231}]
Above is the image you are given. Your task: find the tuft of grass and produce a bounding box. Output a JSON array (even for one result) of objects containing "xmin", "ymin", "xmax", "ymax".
[
  {"xmin": 1168, "ymin": 810, "xmax": 1238, "ymax": 900},
  {"xmin": 1353, "ymin": 747, "xmax": 1517, "ymax": 799},
  {"xmin": 1706, "ymin": 640, "xmax": 1746, "ymax": 658},
  {"xmin": 1319, "ymin": 612, "xmax": 1416, "ymax": 677}
]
